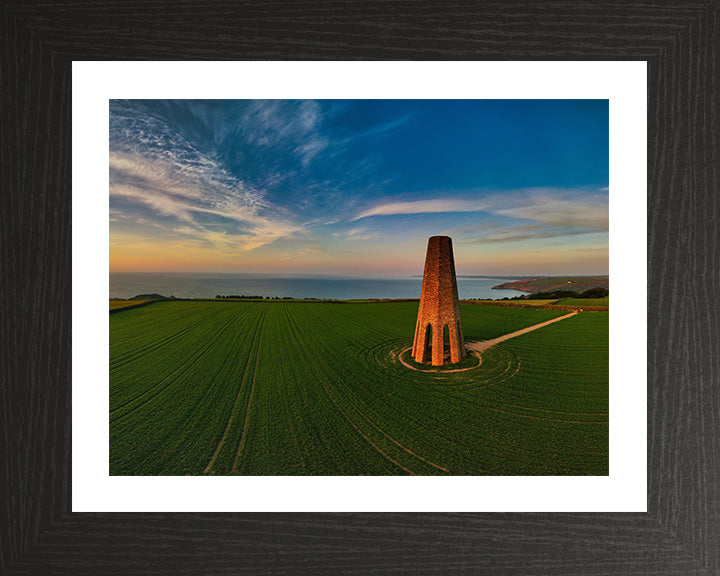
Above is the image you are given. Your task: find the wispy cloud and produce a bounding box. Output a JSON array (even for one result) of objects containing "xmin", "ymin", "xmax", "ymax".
[
  {"xmin": 109, "ymin": 107, "xmax": 303, "ymax": 252},
  {"xmin": 354, "ymin": 198, "xmax": 481, "ymax": 220},
  {"xmin": 239, "ymin": 100, "xmax": 327, "ymax": 167},
  {"xmin": 109, "ymin": 100, "xmax": 608, "ymax": 275},
  {"xmin": 458, "ymin": 223, "xmax": 605, "ymax": 245},
  {"xmin": 493, "ymin": 190, "xmax": 608, "ymax": 229},
  {"xmin": 298, "ymin": 246, "xmax": 323, "ymax": 256},
  {"xmin": 339, "ymin": 114, "xmax": 413, "ymax": 146},
  {"xmin": 340, "ymin": 226, "xmax": 380, "ymax": 241},
  {"xmin": 354, "ymin": 188, "xmax": 608, "ymax": 231}
]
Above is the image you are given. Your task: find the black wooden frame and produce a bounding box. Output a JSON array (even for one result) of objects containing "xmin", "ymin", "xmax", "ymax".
[{"xmin": 2, "ymin": 2, "xmax": 718, "ymax": 574}]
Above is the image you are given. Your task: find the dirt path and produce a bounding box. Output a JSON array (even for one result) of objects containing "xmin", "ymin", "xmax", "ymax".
[
  {"xmin": 399, "ymin": 311, "xmax": 579, "ymax": 373},
  {"xmin": 466, "ymin": 311, "xmax": 578, "ymax": 354}
]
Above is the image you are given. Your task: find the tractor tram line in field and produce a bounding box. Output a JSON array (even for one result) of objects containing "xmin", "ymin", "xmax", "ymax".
[
  {"xmin": 383, "ymin": 340, "xmax": 521, "ymax": 392},
  {"xmin": 110, "ymin": 305, "xmax": 249, "ymax": 422},
  {"xmin": 465, "ymin": 347, "xmax": 522, "ymax": 391},
  {"xmin": 281, "ymin": 305, "xmax": 418, "ymax": 475},
  {"xmin": 203, "ymin": 304, "xmax": 270, "ymax": 474},
  {"xmin": 297, "ymin": 312, "xmax": 452, "ymax": 474},
  {"xmin": 393, "ymin": 312, "xmax": 607, "ymax": 471},
  {"xmin": 110, "ymin": 304, "xmax": 233, "ymax": 369},
  {"xmin": 282, "ymin": 304, "xmax": 442, "ymax": 475},
  {"xmin": 305, "ymin": 332, "xmax": 451, "ymax": 474},
  {"xmin": 160, "ymin": 308, "xmax": 262, "ymax": 475},
  {"xmin": 110, "ymin": 301, "xmax": 609, "ymax": 476},
  {"xmin": 109, "ymin": 307, "xmax": 249, "ymax": 416},
  {"xmin": 230, "ymin": 305, "xmax": 270, "ymax": 473},
  {"xmin": 300, "ymin": 316, "xmax": 556, "ymax": 471},
  {"xmin": 110, "ymin": 312, "xmax": 213, "ymax": 371},
  {"xmin": 492, "ymin": 399, "xmax": 609, "ymax": 419},
  {"xmin": 479, "ymin": 404, "xmax": 609, "ymax": 425}
]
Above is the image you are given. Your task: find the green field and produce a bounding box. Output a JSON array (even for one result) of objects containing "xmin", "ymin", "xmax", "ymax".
[
  {"xmin": 109, "ymin": 299, "xmax": 149, "ymax": 310},
  {"xmin": 110, "ymin": 301, "xmax": 608, "ymax": 475},
  {"xmin": 467, "ymin": 299, "xmax": 559, "ymax": 307}
]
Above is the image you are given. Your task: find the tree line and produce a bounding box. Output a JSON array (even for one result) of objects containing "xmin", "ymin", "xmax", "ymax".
[
  {"xmin": 215, "ymin": 294, "xmax": 295, "ymax": 300},
  {"xmin": 500, "ymin": 287, "xmax": 609, "ymax": 301}
]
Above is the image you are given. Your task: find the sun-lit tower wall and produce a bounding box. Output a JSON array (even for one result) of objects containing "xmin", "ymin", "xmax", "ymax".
[{"xmin": 412, "ymin": 236, "xmax": 465, "ymax": 366}]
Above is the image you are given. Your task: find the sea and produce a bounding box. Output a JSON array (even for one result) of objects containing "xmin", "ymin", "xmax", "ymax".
[{"xmin": 110, "ymin": 272, "xmax": 526, "ymax": 301}]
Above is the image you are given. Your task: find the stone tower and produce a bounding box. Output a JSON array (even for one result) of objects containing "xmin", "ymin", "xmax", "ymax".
[{"xmin": 412, "ymin": 236, "xmax": 465, "ymax": 366}]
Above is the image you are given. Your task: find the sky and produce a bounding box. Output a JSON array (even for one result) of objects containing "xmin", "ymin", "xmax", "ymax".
[{"xmin": 109, "ymin": 99, "xmax": 609, "ymax": 277}]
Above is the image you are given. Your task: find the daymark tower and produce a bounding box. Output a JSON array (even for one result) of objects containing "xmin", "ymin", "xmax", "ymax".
[{"xmin": 412, "ymin": 236, "xmax": 465, "ymax": 366}]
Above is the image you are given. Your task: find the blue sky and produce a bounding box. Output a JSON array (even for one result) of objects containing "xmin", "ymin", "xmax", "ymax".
[{"xmin": 110, "ymin": 99, "xmax": 609, "ymax": 276}]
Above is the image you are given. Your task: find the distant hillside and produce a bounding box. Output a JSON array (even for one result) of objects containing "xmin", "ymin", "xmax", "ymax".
[
  {"xmin": 130, "ymin": 293, "xmax": 170, "ymax": 301},
  {"xmin": 493, "ymin": 276, "xmax": 609, "ymax": 293}
]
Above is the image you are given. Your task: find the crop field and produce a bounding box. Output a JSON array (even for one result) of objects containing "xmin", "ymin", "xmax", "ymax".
[
  {"xmin": 109, "ymin": 299, "xmax": 149, "ymax": 310},
  {"xmin": 110, "ymin": 301, "xmax": 608, "ymax": 475},
  {"xmin": 466, "ymin": 299, "xmax": 559, "ymax": 307},
  {"xmin": 555, "ymin": 297, "xmax": 609, "ymax": 306}
]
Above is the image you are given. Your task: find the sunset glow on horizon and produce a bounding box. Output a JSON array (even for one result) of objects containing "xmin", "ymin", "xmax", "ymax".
[{"xmin": 110, "ymin": 100, "xmax": 609, "ymax": 277}]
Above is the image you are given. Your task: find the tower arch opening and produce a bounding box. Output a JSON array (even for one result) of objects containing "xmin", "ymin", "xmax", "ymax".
[{"xmin": 423, "ymin": 323, "xmax": 432, "ymax": 362}]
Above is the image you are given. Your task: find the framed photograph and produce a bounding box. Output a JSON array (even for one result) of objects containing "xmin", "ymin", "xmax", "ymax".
[
  {"xmin": 74, "ymin": 63, "xmax": 643, "ymax": 515},
  {"xmin": 3, "ymin": 2, "xmax": 718, "ymax": 574}
]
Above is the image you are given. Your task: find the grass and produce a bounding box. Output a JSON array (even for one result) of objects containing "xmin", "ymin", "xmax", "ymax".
[
  {"xmin": 110, "ymin": 301, "xmax": 608, "ymax": 476},
  {"xmin": 110, "ymin": 299, "xmax": 148, "ymax": 310}
]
